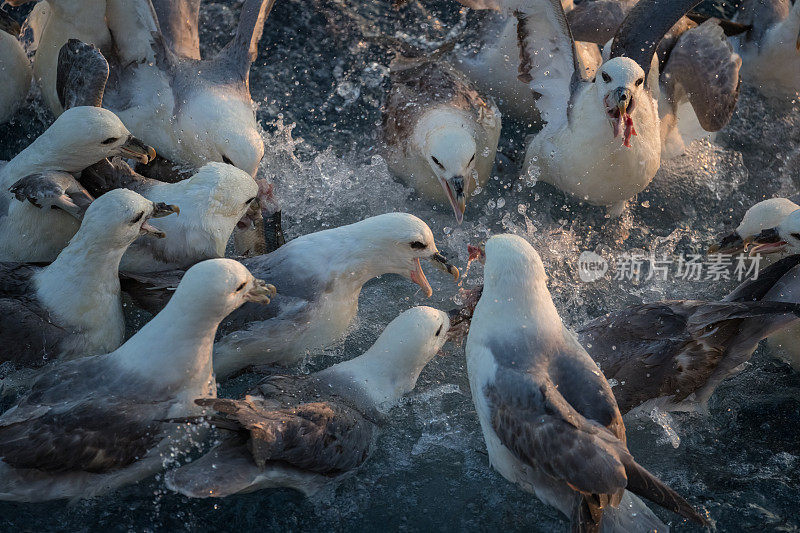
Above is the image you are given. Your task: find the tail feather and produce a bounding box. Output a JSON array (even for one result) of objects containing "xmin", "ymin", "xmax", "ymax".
[{"xmin": 624, "ymin": 459, "xmax": 708, "ymax": 526}]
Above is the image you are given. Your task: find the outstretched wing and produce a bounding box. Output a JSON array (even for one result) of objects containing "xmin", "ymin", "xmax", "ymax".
[
  {"xmin": 196, "ymin": 397, "xmax": 375, "ymax": 475},
  {"xmin": 151, "ymin": 0, "xmax": 201, "ymax": 59},
  {"xmin": 662, "ymin": 19, "xmax": 741, "ymax": 132},
  {"xmin": 515, "ymin": 0, "xmax": 584, "ymax": 127},
  {"xmin": 578, "ymin": 299, "xmax": 800, "ymax": 411},
  {"xmin": 567, "ymin": 0, "xmax": 633, "ymax": 46},
  {"xmin": 56, "ymin": 39, "xmax": 109, "ymax": 110}
]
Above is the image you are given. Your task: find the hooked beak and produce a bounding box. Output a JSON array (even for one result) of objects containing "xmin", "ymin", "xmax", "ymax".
[
  {"xmin": 408, "ymin": 252, "xmax": 460, "ymax": 298},
  {"xmin": 747, "ymin": 227, "xmax": 787, "ymax": 255},
  {"xmin": 708, "ymin": 231, "xmax": 745, "ymax": 255},
  {"xmin": 151, "ymin": 202, "xmax": 180, "ymax": 218},
  {"xmin": 139, "ymin": 203, "xmax": 179, "ymax": 238},
  {"xmin": 246, "ymin": 278, "xmax": 277, "ymax": 304},
  {"xmin": 120, "ymin": 136, "xmax": 157, "ymax": 165},
  {"xmin": 439, "ymin": 176, "xmax": 467, "ymax": 225}
]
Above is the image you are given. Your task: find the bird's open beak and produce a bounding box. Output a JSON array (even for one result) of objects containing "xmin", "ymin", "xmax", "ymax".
[
  {"xmin": 708, "ymin": 231, "xmax": 745, "ymax": 254},
  {"xmin": 246, "ymin": 278, "xmax": 277, "ymax": 304},
  {"xmin": 151, "ymin": 202, "xmax": 180, "ymax": 218},
  {"xmin": 439, "ymin": 176, "xmax": 467, "ymax": 225},
  {"xmin": 408, "ymin": 253, "xmax": 459, "ymax": 298},
  {"xmin": 139, "ymin": 204, "xmax": 179, "ymax": 238},
  {"xmin": 747, "ymin": 227, "xmax": 788, "ymax": 254},
  {"xmin": 606, "ymin": 87, "xmax": 636, "ymax": 147},
  {"xmin": 429, "ymin": 252, "xmax": 460, "ymax": 280},
  {"xmin": 120, "ymin": 136, "xmax": 157, "ymax": 165}
]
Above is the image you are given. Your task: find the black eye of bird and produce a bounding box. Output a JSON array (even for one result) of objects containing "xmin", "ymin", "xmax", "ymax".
[
  {"xmin": 635, "ymin": 78, "xmax": 644, "ymax": 86},
  {"xmin": 235, "ymin": 281, "xmax": 247, "ymax": 292},
  {"xmin": 601, "ymin": 72, "xmax": 611, "ymax": 83},
  {"xmin": 102, "ymin": 137, "xmax": 119, "ymax": 145},
  {"xmin": 246, "ymin": 196, "xmax": 257, "ymax": 205},
  {"xmin": 222, "ymin": 155, "xmax": 233, "ymax": 165},
  {"xmin": 431, "ymin": 156, "xmax": 445, "ymax": 170},
  {"xmin": 131, "ymin": 212, "xmax": 144, "ymax": 224},
  {"xmin": 410, "ymin": 241, "xmax": 426, "ymax": 250},
  {"xmin": 468, "ymin": 153, "xmax": 475, "ymax": 164},
  {"xmin": 435, "ymin": 324, "xmax": 443, "ymax": 337}
]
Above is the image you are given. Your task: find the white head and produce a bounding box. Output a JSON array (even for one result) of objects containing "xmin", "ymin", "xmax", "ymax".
[
  {"xmin": 483, "ymin": 234, "xmax": 548, "ymax": 295},
  {"xmin": 326, "ymin": 306, "xmax": 450, "ymax": 410},
  {"xmin": 710, "ymin": 198, "xmax": 800, "ymax": 254},
  {"xmin": 68, "ymin": 188, "xmax": 178, "ymax": 251},
  {"xmin": 165, "ymin": 258, "xmax": 275, "ymax": 323},
  {"xmin": 419, "ymin": 113, "xmax": 477, "ymax": 224},
  {"xmin": 335, "ymin": 212, "xmax": 460, "ymax": 296},
  {"xmin": 178, "ymin": 92, "xmax": 265, "ymax": 177},
  {"xmin": 149, "ymin": 162, "xmax": 259, "ymax": 258},
  {"xmin": 595, "ymin": 57, "xmax": 646, "ymax": 147},
  {"xmin": 35, "ymin": 107, "xmax": 155, "ymax": 172},
  {"xmin": 751, "ymin": 208, "xmax": 800, "ymax": 255}
]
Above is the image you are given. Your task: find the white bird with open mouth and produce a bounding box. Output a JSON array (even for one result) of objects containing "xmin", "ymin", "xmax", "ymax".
[
  {"xmin": 516, "ymin": 0, "xmax": 706, "ymax": 216},
  {"xmin": 382, "ymin": 56, "xmax": 501, "ymax": 224},
  {"xmin": 166, "ymin": 306, "xmax": 451, "ymax": 498},
  {"xmin": 0, "ymin": 259, "xmax": 275, "ymax": 502},
  {"xmin": 121, "ymin": 213, "xmax": 460, "ymax": 379}
]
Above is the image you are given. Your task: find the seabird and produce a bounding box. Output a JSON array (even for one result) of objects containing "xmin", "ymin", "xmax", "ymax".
[
  {"xmin": 566, "ymin": 1, "xmax": 744, "ymax": 157},
  {"xmin": 165, "ymin": 306, "xmax": 451, "ymax": 498},
  {"xmin": 577, "ymin": 255, "xmax": 800, "ymax": 414},
  {"xmin": 8, "ymin": 170, "xmax": 93, "ymax": 221},
  {"xmin": 465, "ymin": 234, "xmax": 707, "ymax": 531},
  {"xmin": 381, "ymin": 54, "xmax": 501, "ymax": 224},
  {"xmin": 97, "ymin": 0, "xmax": 273, "ymax": 178},
  {"xmin": 81, "ymin": 157, "xmax": 259, "ymax": 272},
  {"xmin": 746, "ymin": 210, "xmax": 800, "ymax": 370},
  {"xmin": 6, "ymin": 0, "xmax": 112, "ymax": 115},
  {"xmin": 0, "ymin": 258, "xmax": 275, "ymax": 502},
  {"xmin": 516, "ymin": 0, "xmax": 728, "ymax": 216},
  {"xmin": 450, "ymin": 0, "xmax": 578, "ymax": 121},
  {"xmin": 733, "ymin": 0, "xmax": 800, "ymax": 99},
  {"xmin": 708, "ymin": 197, "xmax": 799, "ymax": 256},
  {"xmin": 0, "ymin": 105, "xmax": 154, "ymax": 261},
  {"xmin": 0, "ymin": 9, "xmax": 31, "ymax": 124},
  {"xmin": 121, "ymin": 213, "xmax": 460, "ymax": 379},
  {"xmin": 0, "ymin": 188, "xmax": 177, "ymax": 370}
]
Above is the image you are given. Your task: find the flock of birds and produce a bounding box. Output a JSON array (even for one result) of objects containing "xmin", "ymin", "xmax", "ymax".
[{"xmin": 0, "ymin": 0, "xmax": 798, "ymax": 531}]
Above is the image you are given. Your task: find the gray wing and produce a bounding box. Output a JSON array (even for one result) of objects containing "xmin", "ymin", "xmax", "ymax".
[
  {"xmin": 213, "ymin": 0, "xmax": 277, "ymax": 82},
  {"xmin": 56, "ymin": 39, "xmax": 109, "ymax": 110},
  {"xmin": 0, "ymin": 399, "xmax": 163, "ymax": 473},
  {"xmin": 567, "ymin": 0, "xmax": 632, "ymax": 45},
  {"xmin": 9, "ymin": 171, "xmax": 93, "ymax": 220},
  {"xmin": 0, "ymin": 263, "xmax": 74, "ymax": 368},
  {"xmin": 515, "ymin": 0, "xmax": 584, "ymax": 127},
  {"xmin": 195, "ymin": 397, "xmax": 375, "ymax": 474},
  {"xmin": 79, "ymin": 157, "xmax": 156, "ymax": 198},
  {"xmin": 662, "ymin": 19, "xmax": 741, "ymax": 132},
  {"xmin": 119, "ymin": 269, "xmax": 184, "ymax": 315},
  {"xmin": 610, "ymin": 0, "xmax": 702, "ymax": 77},
  {"xmin": 725, "ymin": 254, "xmax": 800, "ymax": 302},
  {"xmin": 151, "ymin": 0, "xmax": 201, "ymax": 60},
  {"xmin": 577, "ymin": 299, "xmax": 800, "ymax": 412},
  {"xmin": 735, "ymin": 0, "xmax": 789, "ymax": 43},
  {"xmin": 0, "ymin": 8, "xmax": 20, "ymax": 37}
]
